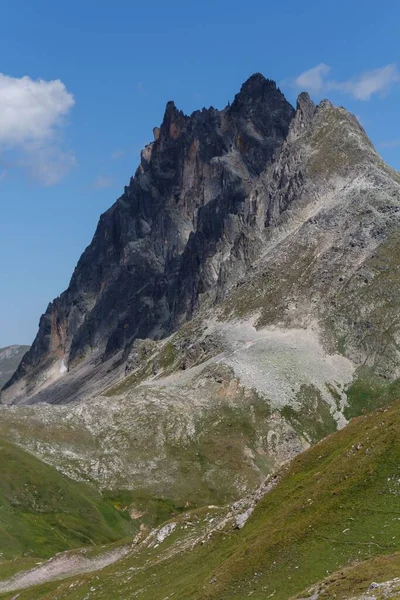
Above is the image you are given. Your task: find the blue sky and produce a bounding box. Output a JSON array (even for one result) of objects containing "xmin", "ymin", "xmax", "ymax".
[{"xmin": 1, "ymin": 0, "xmax": 400, "ymax": 346}]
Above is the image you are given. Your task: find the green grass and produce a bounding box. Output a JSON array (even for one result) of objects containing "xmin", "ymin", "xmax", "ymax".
[
  {"xmin": 10, "ymin": 400, "xmax": 400, "ymax": 599},
  {"xmin": 106, "ymin": 490, "xmax": 189, "ymax": 528},
  {"xmin": 160, "ymin": 393, "xmax": 274, "ymax": 505},
  {"xmin": 103, "ymin": 361, "xmax": 152, "ymax": 396},
  {"xmin": 0, "ymin": 438, "xmax": 133, "ymax": 563}
]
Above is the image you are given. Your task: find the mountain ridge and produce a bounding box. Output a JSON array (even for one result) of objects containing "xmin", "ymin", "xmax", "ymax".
[
  {"xmin": 2, "ymin": 72, "xmax": 400, "ymax": 500},
  {"xmin": 0, "ymin": 73, "xmax": 399, "ymax": 520},
  {"xmin": 2, "ymin": 76, "xmax": 400, "ymax": 499},
  {"xmin": 0, "ymin": 345, "xmax": 30, "ymax": 390}
]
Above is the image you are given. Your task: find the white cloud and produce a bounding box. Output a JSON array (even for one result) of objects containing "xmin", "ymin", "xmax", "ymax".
[
  {"xmin": 295, "ymin": 63, "xmax": 400, "ymax": 101},
  {"xmin": 333, "ymin": 65, "xmax": 400, "ymax": 100},
  {"xmin": 111, "ymin": 149, "xmax": 125, "ymax": 160},
  {"xmin": 0, "ymin": 72, "xmax": 75, "ymax": 184},
  {"xmin": 295, "ymin": 63, "xmax": 331, "ymax": 94},
  {"xmin": 93, "ymin": 176, "xmax": 113, "ymax": 188}
]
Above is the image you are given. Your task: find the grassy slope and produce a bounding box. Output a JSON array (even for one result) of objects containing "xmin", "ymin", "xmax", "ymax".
[
  {"xmin": 9, "ymin": 400, "xmax": 400, "ymax": 600},
  {"xmin": 0, "ymin": 437, "xmax": 132, "ymax": 565},
  {"xmin": 294, "ymin": 552, "xmax": 400, "ymax": 599}
]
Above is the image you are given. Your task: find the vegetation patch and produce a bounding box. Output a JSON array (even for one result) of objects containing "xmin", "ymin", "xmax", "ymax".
[
  {"xmin": 281, "ymin": 384, "xmax": 338, "ymax": 443},
  {"xmin": 0, "ymin": 438, "xmax": 133, "ymax": 563},
  {"xmin": 103, "ymin": 361, "xmax": 152, "ymax": 396},
  {"xmin": 105, "ymin": 490, "xmax": 188, "ymax": 531}
]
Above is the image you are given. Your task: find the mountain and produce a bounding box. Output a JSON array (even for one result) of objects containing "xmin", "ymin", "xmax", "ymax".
[
  {"xmin": 3, "ymin": 73, "xmax": 296, "ymax": 403},
  {"xmin": 0, "ymin": 345, "xmax": 29, "ymax": 389},
  {"xmin": 1, "ymin": 73, "xmax": 400, "ymax": 596},
  {"xmin": 3, "ymin": 73, "xmax": 400, "ymax": 411},
  {"xmin": 1, "ymin": 71, "xmax": 400, "ymax": 510}
]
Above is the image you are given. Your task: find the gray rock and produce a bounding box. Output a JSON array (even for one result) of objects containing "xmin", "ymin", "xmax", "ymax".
[{"xmin": 3, "ymin": 73, "xmax": 294, "ymax": 403}]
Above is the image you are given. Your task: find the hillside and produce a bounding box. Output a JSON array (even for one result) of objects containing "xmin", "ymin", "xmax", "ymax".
[
  {"xmin": 0, "ymin": 346, "xmax": 29, "ymax": 389},
  {"xmin": 0, "ymin": 399, "xmax": 398, "ymax": 599},
  {"xmin": 0, "ymin": 437, "xmax": 132, "ymax": 571}
]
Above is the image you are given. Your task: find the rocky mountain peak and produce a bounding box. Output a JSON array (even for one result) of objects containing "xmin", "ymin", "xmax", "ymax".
[
  {"xmin": 159, "ymin": 100, "xmax": 187, "ymax": 139},
  {"xmin": 296, "ymin": 92, "xmax": 316, "ymax": 123},
  {"xmin": 230, "ymin": 73, "xmax": 291, "ymax": 116},
  {"xmin": 2, "ymin": 73, "xmax": 296, "ymax": 403},
  {"xmin": 282, "ymin": 91, "xmax": 316, "ymax": 143},
  {"xmin": 230, "ymin": 72, "xmax": 279, "ymax": 107},
  {"xmin": 4, "ymin": 72, "xmax": 399, "ymax": 408}
]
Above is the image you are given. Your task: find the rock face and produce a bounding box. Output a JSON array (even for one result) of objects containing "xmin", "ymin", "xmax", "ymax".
[
  {"xmin": 3, "ymin": 74, "xmax": 295, "ymax": 401},
  {"xmin": 3, "ymin": 72, "xmax": 400, "ymax": 406}
]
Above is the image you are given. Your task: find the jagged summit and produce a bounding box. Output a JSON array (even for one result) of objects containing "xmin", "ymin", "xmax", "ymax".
[
  {"xmin": 161, "ymin": 99, "xmax": 185, "ymax": 123},
  {"xmin": 230, "ymin": 73, "xmax": 290, "ymax": 123},
  {"xmin": 233, "ymin": 72, "xmax": 278, "ymax": 100},
  {"xmin": 162, "ymin": 73, "xmax": 282, "ymax": 121},
  {"xmin": 296, "ymin": 91, "xmax": 315, "ymax": 114}
]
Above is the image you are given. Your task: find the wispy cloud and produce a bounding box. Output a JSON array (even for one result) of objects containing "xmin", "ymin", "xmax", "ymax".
[
  {"xmin": 111, "ymin": 149, "xmax": 125, "ymax": 160},
  {"xmin": 379, "ymin": 139, "xmax": 400, "ymax": 149},
  {"xmin": 334, "ymin": 65, "xmax": 400, "ymax": 100},
  {"xmin": 0, "ymin": 72, "xmax": 75, "ymax": 184},
  {"xmin": 295, "ymin": 63, "xmax": 331, "ymax": 94},
  {"xmin": 22, "ymin": 146, "xmax": 77, "ymax": 186},
  {"xmin": 136, "ymin": 81, "xmax": 144, "ymax": 92},
  {"xmin": 295, "ymin": 63, "xmax": 400, "ymax": 100},
  {"xmin": 93, "ymin": 176, "xmax": 113, "ymax": 188}
]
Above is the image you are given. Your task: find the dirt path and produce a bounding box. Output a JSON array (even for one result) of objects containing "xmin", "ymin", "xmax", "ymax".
[{"xmin": 0, "ymin": 545, "xmax": 130, "ymax": 594}]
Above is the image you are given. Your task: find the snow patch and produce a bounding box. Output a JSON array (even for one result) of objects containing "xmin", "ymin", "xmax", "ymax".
[{"xmin": 60, "ymin": 359, "xmax": 67, "ymax": 374}]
